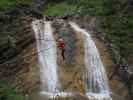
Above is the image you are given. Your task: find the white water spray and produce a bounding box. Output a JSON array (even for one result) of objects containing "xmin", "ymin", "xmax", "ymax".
[
  {"xmin": 70, "ymin": 22, "xmax": 112, "ymax": 100},
  {"xmin": 32, "ymin": 20, "xmax": 59, "ymax": 93},
  {"xmin": 32, "ymin": 20, "xmax": 74, "ymax": 99}
]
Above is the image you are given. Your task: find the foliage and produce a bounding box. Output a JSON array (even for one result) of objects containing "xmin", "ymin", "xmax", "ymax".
[
  {"xmin": 44, "ymin": 0, "xmax": 104, "ymax": 16},
  {"xmin": 102, "ymin": 0, "xmax": 133, "ymax": 60},
  {"xmin": 76, "ymin": 0, "xmax": 104, "ymax": 15},
  {"xmin": 103, "ymin": 15, "xmax": 133, "ymax": 59},
  {"xmin": 0, "ymin": 0, "xmax": 34, "ymax": 10},
  {"xmin": 0, "ymin": 81, "xmax": 26, "ymax": 100},
  {"xmin": 44, "ymin": 2, "xmax": 77, "ymax": 16},
  {"xmin": 44, "ymin": 0, "xmax": 133, "ymax": 60}
]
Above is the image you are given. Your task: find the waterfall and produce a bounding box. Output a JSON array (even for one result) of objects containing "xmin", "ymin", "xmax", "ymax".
[
  {"xmin": 32, "ymin": 20, "xmax": 59, "ymax": 93},
  {"xmin": 32, "ymin": 20, "xmax": 74, "ymax": 99},
  {"xmin": 70, "ymin": 22, "xmax": 112, "ymax": 100},
  {"xmin": 32, "ymin": 20, "xmax": 112, "ymax": 99}
]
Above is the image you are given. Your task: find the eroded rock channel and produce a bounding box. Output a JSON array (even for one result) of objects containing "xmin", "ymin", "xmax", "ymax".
[{"xmin": 29, "ymin": 18, "xmax": 130, "ymax": 100}]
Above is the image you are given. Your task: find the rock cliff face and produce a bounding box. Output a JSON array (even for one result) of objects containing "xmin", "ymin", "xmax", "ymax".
[
  {"xmin": 0, "ymin": 0, "xmax": 47, "ymax": 94},
  {"xmin": 0, "ymin": 4, "xmax": 43, "ymax": 94},
  {"xmin": 51, "ymin": 18, "xmax": 131, "ymax": 100},
  {"xmin": 0, "ymin": 3, "xmax": 132, "ymax": 99},
  {"xmin": 0, "ymin": 0, "xmax": 48, "ymax": 95},
  {"xmin": 70, "ymin": 16, "xmax": 132, "ymax": 99},
  {"xmin": 52, "ymin": 19, "xmax": 85, "ymax": 93}
]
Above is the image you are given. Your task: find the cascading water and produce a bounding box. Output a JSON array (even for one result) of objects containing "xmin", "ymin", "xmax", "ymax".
[
  {"xmin": 32, "ymin": 20, "xmax": 74, "ymax": 99},
  {"xmin": 70, "ymin": 22, "xmax": 112, "ymax": 100},
  {"xmin": 32, "ymin": 20, "xmax": 59, "ymax": 93}
]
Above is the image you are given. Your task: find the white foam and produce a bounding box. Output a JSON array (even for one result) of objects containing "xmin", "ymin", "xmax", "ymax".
[
  {"xmin": 40, "ymin": 91, "xmax": 74, "ymax": 99},
  {"xmin": 70, "ymin": 22, "xmax": 112, "ymax": 100},
  {"xmin": 32, "ymin": 20, "xmax": 60, "ymax": 93}
]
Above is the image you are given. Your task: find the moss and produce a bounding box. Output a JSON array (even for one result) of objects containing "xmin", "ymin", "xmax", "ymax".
[{"xmin": 0, "ymin": 81, "xmax": 26, "ymax": 100}]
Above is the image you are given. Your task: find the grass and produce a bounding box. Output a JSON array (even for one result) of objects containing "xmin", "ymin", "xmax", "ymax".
[
  {"xmin": 0, "ymin": 0, "xmax": 16, "ymax": 10},
  {"xmin": 44, "ymin": 2, "xmax": 77, "ymax": 16},
  {"xmin": 43, "ymin": 0, "xmax": 104, "ymax": 16},
  {"xmin": 0, "ymin": 81, "xmax": 26, "ymax": 100}
]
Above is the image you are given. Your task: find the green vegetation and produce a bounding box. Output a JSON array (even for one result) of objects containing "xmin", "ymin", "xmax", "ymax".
[
  {"xmin": 0, "ymin": 0, "xmax": 132, "ymax": 99},
  {"xmin": 0, "ymin": 1, "xmax": 34, "ymax": 99},
  {"xmin": 76, "ymin": 0, "xmax": 103, "ymax": 15},
  {"xmin": 103, "ymin": 15, "xmax": 133, "ymax": 59},
  {"xmin": 44, "ymin": 2, "xmax": 76, "ymax": 16},
  {"xmin": 0, "ymin": 81, "xmax": 26, "ymax": 100},
  {"xmin": 102, "ymin": 0, "xmax": 133, "ymax": 60},
  {"xmin": 44, "ymin": 0, "xmax": 133, "ymax": 61},
  {"xmin": 44, "ymin": 0, "xmax": 104, "ymax": 16},
  {"xmin": 0, "ymin": 0, "xmax": 34, "ymax": 10}
]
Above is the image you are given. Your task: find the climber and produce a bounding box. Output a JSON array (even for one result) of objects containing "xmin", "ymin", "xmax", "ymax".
[{"xmin": 58, "ymin": 37, "xmax": 65, "ymax": 60}]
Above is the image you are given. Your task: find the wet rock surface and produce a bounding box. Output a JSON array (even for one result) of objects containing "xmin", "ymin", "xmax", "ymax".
[
  {"xmin": 0, "ymin": 6, "xmax": 132, "ymax": 99},
  {"xmin": 0, "ymin": 17, "xmax": 33, "ymax": 78},
  {"xmin": 1, "ymin": 16, "xmax": 129, "ymax": 100},
  {"xmin": 52, "ymin": 19, "xmax": 76, "ymax": 65},
  {"xmin": 92, "ymin": 33, "xmax": 130, "ymax": 100},
  {"xmin": 52, "ymin": 19, "xmax": 85, "ymax": 93},
  {"xmin": 70, "ymin": 16, "xmax": 132, "ymax": 99},
  {"xmin": 0, "ymin": 4, "xmax": 43, "ymax": 94},
  {"xmin": 51, "ymin": 18, "xmax": 130, "ymax": 100}
]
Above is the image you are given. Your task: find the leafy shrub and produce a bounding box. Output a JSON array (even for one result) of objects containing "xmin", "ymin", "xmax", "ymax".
[
  {"xmin": 103, "ymin": 15, "xmax": 133, "ymax": 59},
  {"xmin": 0, "ymin": 0, "xmax": 34, "ymax": 10},
  {"xmin": 0, "ymin": 81, "xmax": 26, "ymax": 100}
]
